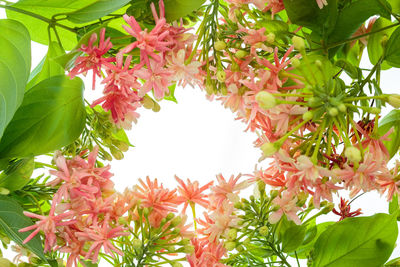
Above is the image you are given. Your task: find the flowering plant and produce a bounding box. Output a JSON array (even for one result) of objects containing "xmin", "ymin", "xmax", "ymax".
[{"xmin": 0, "ymin": 0, "xmax": 400, "ymax": 266}]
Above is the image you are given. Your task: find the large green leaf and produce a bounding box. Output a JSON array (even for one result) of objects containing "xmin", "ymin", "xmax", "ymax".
[
  {"xmin": 0, "ymin": 19, "xmax": 31, "ymax": 140},
  {"xmin": 312, "ymin": 213, "xmax": 398, "ymax": 267},
  {"xmin": 164, "ymin": 0, "xmax": 205, "ymax": 22},
  {"xmin": 6, "ymin": 0, "xmax": 97, "ymax": 50},
  {"xmin": 327, "ymin": 0, "xmax": 391, "ymax": 53},
  {"xmin": 385, "ymin": 26, "xmax": 400, "ymax": 68},
  {"xmin": 27, "ymin": 41, "xmax": 66, "ymax": 90},
  {"xmin": 0, "ymin": 157, "xmax": 34, "ymax": 192},
  {"xmin": 0, "ymin": 75, "xmax": 86, "ymax": 159},
  {"xmin": 283, "ymin": 0, "xmax": 337, "ymax": 38},
  {"xmin": 379, "ymin": 110, "xmax": 400, "ymax": 158},
  {"xmin": 281, "ymin": 224, "xmax": 306, "ymax": 252},
  {"xmin": 66, "ymin": 0, "xmax": 130, "ymax": 24},
  {"xmin": 0, "ymin": 195, "xmax": 44, "ymax": 260}
]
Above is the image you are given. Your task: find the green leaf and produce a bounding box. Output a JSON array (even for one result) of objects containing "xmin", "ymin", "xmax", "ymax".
[
  {"xmin": 385, "ymin": 26, "xmax": 400, "ymax": 68},
  {"xmin": 164, "ymin": 0, "xmax": 205, "ymax": 22},
  {"xmin": 27, "ymin": 41, "xmax": 66, "ymax": 90},
  {"xmin": 0, "ymin": 157, "xmax": 34, "ymax": 192},
  {"xmin": 312, "ymin": 213, "xmax": 398, "ymax": 267},
  {"xmin": 327, "ymin": 0, "xmax": 392, "ymax": 55},
  {"xmin": 379, "ymin": 110, "xmax": 400, "ymax": 158},
  {"xmin": 0, "ymin": 19, "xmax": 31, "ymax": 140},
  {"xmin": 295, "ymin": 221, "xmax": 334, "ymax": 259},
  {"xmin": 0, "ymin": 195, "xmax": 44, "ymax": 260},
  {"xmin": 0, "ymin": 75, "xmax": 86, "ymax": 159},
  {"xmin": 6, "ymin": 0, "xmax": 97, "ymax": 50},
  {"xmin": 282, "ymin": 224, "xmax": 306, "ymax": 252},
  {"xmin": 388, "ymin": 0, "xmax": 400, "ymax": 13},
  {"xmin": 389, "ymin": 194, "xmax": 399, "ymax": 214},
  {"xmin": 66, "ymin": 0, "xmax": 130, "ymax": 24},
  {"xmin": 282, "ymin": 0, "xmax": 337, "ymax": 38},
  {"xmin": 295, "ymin": 54, "xmax": 335, "ymax": 86},
  {"xmin": 367, "ymin": 17, "xmax": 396, "ymax": 70},
  {"xmin": 335, "ymin": 59, "xmax": 359, "ymax": 79},
  {"xmin": 164, "ymin": 84, "xmax": 178, "ymax": 103}
]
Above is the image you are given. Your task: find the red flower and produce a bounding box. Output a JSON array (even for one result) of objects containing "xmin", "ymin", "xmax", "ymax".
[{"xmin": 332, "ymin": 198, "xmax": 362, "ymax": 221}]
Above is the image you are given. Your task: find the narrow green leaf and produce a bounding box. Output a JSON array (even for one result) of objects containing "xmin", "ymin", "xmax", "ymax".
[
  {"xmin": 164, "ymin": 0, "xmax": 205, "ymax": 22},
  {"xmin": 385, "ymin": 26, "xmax": 400, "ymax": 68},
  {"xmin": 0, "ymin": 19, "xmax": 31, "ymax": 140},
  {"xmin": 66, "ymin": 0, "xmax": 130, "ymax": 24},
  {"xmin": 386, "ymin": 257, "xmax": 400, "ymax": 266},
  {"xmin": 0, "ymin": 75, "xmax": 86, "ymax": 159},
  {"xmin": 313, "ymin": 213, "xmax": 398, "ymax": 267},
  {"xmin": 0, "ymin": 195, "xmax": 44, "ymax": 260},
  {"xmin": 27, "ymin": 41, "xmax": 66, "ymax": 90}
]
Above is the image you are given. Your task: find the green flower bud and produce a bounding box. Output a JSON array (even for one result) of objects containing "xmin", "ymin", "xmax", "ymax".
[
  {"xmin": 315, "ymin": 60, "xmax": 322, "ymax": 67},
  {"xmin": 226, "ymin": 228, "xmax": 238, "ymax": 241},
  {"xmin": 132, "ymin": 238, "xmax": 142, "ymax": 250},
  {"xmin": 235, "ymin": 50, "xmax": 248, "ymax": 59},
  {"xmin": 292, "ymin": 36, "xmax": 305, "ymax": 51},
  {"xmin": 338, "ymin": 103, "xmax": 347, "ymax": 113},
  {"xmin": 110, "ymin": 146, "xmax": 124, "ymax": 160},
  {"xmin": 321, "ymin": 202, "xmax": 335, "ymax": 214},
  {"xmin": 183, "ymin": 245, "xmax": 195, "ymax": 254},
  {"xmin": 217, "ymin": 70, "xmax": 227, "ymax": 82},
  {"xmin": 180, "ymin": 238, "xmax": 190, "ymax": 245},
  {"xmin": 152, "ymin": 102, "xmax": 161, "ymax": 112},
  {"xmin": 270, "ymin": 190, "xmax": 279, "ymax": 199},
  {"xmin": 0, "ymin": 187, "xmax": 9, "ymax": 195},
  {"xmin": 214, "ymin": 40, "xmax": 227, "ymax": 51},
  {"xmin": 302, "ymin": 111, "xmax": 313, "ymax": 121},
  {"xmin": 170, "ymin": 216, "xmax": 182, "ymax": 228},
  {"xmin": 328, "ymin": 107, "xmax": 338, "ymax": 117},
  {"xmin": 224, "ymin": 241, "xmax": 236, "ymax": 251},
  {"xmin": 266, "ymin": 32, "xmax": 275, "ymax": 43},
  {"xmin": 344, "ymin": 146, "xmax": 362, "ymax": 164},
  {"xmin": 258, "ymin": 226, "xmax": 269, "ymax": 236},
  {"xmin": 261, "ymin": 142, "xmax": 278, "ymax": 157},
  {"xmin": 166, "ymin": 213, "xmax": 175, "ymax": 221},
  {"xmin": 291, "ymin": 57, "xmax": 301, "ymax": 68},
  {"xmin": 388, "ymin": 94, "xmax": 400, "ymax": 108},
  {"xmin": 142, "ymin": 95, "xmax": 155, "ymax": 109},
  {"xmin": 256, "ymin": 91, "xmax": 277, "ymax": 110}
]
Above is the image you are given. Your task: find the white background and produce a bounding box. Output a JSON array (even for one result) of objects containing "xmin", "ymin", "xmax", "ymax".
[{"xmin": 1, "ymin": 8, "xmax": 400, "ymax": 266}]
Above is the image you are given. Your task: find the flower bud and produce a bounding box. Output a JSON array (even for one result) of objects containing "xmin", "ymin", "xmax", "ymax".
[
  {"xmin": 214, "ymin": 40, "xmax": 227, "ymax": 51},
  {"xmin": 256, "ymin": 91, "xmax": 277, "ymax": 110},
  {"xmin": 166, "ymin": 213, "xmax": 175, "ymax": 221},
  {"xmin": 328, "ymin": 107, "xmax": 338, "ymax": 117},
  {"xmin": 183, "ymin": 245, "xmax": 195, "ymax": 254},
  {"xmin": 224, "ymin": 241, "xmax": 237, "ymax": 251},
  {"xmin": 321, "ymin": 202, "xmax": 335, "ymax": 214},
  {"xmin": 110, "ymin": 146, "xmax": 124, "ymax": 160},
  {"xmin": 142, "ymin": 95, "xmax": 154, "ymax": 109},
  {"xmin": 388, "ymin": 94, "xmax": 400, "ymax": 108},
  {"xmin": 217, "ymin": 70, "xmax": 226, "ymax": 82},
  {"xmin": 270, "ymin": 190, "xmax": 279, "ymax": 199},
  {"xmin": 226, "ymin": 228, "xmax": 238, "ymax": 241},
  {"xmin": 292, "ymin": 36, "xmax": 305, "ymax": 51},
  {"xmin": 0, "ymin": 187, "xmax": 9, "ymax": 195},
  {"xmin": 152, "ymin": 102, "xmax": 161, "ymax": 112},
  {"xmin": 132, "ymin": 238, "xmax": 142, "ymax": 249},
  {"xmin": 291, "ymin": 57, "xmax": 301, "ymax": 68},
  {"xmin": 180, "ymin": 238, "xmax": 190, "ymax": 245},
  {"xmin": 338, "ymin": 103, "xmax": 347, "ymax": 113},
  {"xmin": 302, "ymin": 111, "xmax": 313, "ymax": 121},
  {"xmin": 266, "ymin": 32, "xmax": 275, "ymax": 43},
  {"xmin": 258, "ymin": 226, "xmax": 269, "ymax": 236},
  {"xmin": 170, "ymin": 216, "xmax": 182, "ymax": 227},
  {"xmin": 235, "ymin": 50, "xmax": 248, "ymax": 59},
  {"xmin": 261, "ymin": 142, "xmax": 278, "ymax": 157},
  {"xmin": 345, "ymin": 146, "xmax": 362, "ymax": 163},
  {"xmin": 315, "ymin": 60, "xmax": 322, "ymax": 67},
  {"xmin": 308, "ymin": 97, "xmax": 321, "ymax": 108}
]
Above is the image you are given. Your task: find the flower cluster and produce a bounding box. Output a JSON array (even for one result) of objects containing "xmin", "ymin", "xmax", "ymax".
[{"xmin": 69, "ymin": 0, "xmax": 202, "ymax": 129}]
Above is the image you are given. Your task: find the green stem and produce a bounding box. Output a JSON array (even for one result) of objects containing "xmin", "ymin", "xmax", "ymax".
[
  {"xmin": 344, "ymin": 94, "xmax": 387, "ymax": 102},
  {"xmin": 0, "ymin": 4, "xmax": 77, "ymax": 33},
  {"xmin": 190, "ymin": 202, "xmax": 197, "ymax": 231},
  {"xmin": 311, "ymin": 119, "xmax": 326, "ymax": 163}
]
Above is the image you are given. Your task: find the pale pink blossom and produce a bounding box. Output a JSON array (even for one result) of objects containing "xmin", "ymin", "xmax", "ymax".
[
  {"xmin": 269, "ymin": 191, "xmax": 301, "ymax": 225},
  {"xmin": 175, "ymin": 176, "xmax": 213, "ymax": 213}
]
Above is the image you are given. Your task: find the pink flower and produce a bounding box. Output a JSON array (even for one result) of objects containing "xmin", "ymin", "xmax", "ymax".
[
  {"xmin": 264, "ymin": 0, "xmax": 285, "ymax": 17},
  {"xmin": 175, "ymin": 175, "xmax": 213, "ymax": 213},
  {"xmin": 76, "ymin": 221, "xmax": 129, "ymax": 262},
  {"xmin": 134, "ymin": 59, "xmax": 173, "ymax": 99},
  {"xmin": 69, "ymin": 28, "xmax": 114, "ymax": 90},
  {"xmin": 120, "ymin": 1, "xmax": 173, "ymax": 68},
  {"xmin": 335, "ymin": 152, "xmax": 391, "ymax": 198},
  {"xmin": 166, "ymin": 49, "xmax": 202, "ymax": 86},
  {"xmin": 316, "ymin": 0, "xmax": 328, "ymax": 9},
  {"xmin": 269, "ymin": 191, "xmax": 301, "ymax": 225},
  {"xmin": 210, "ymin": 174, "xmax": 251, "ymax": 210},
  {"xmin": 19, "ymin": 202, "xmax": 75, "ymax": 252},
  {"xmin": 187, "ymin": 238, "xmax": 227, "ymax": 267}
]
